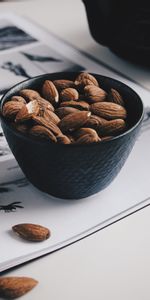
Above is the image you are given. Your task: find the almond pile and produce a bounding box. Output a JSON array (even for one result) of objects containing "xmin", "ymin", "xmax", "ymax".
[{"xmin": 2, "ymin": 73, "xmax": 127, "ymax": 144}]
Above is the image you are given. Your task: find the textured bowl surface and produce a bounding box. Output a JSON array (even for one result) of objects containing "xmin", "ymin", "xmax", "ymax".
[{"xmin": 0, "ymin": 72, "xmax": 144, "ymax": 199}]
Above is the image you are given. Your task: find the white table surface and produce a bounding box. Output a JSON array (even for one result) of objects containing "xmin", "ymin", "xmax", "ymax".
[{"xmin": 0, "ymin": 1, "xmax": 150, "ymax": 299}]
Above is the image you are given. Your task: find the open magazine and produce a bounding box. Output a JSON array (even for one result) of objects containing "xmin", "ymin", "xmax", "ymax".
[{"xmin": 0, "ymin": 13, "xmax": 150, "ymax": 272}]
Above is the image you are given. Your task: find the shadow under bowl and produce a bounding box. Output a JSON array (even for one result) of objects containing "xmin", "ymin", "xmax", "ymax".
[{"xmin": 0, "ymin": 72, "xmax": 144, "ymax": 199}]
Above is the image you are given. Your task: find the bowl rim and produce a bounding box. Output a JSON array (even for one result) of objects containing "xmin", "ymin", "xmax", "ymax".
[{"xmin": 0, "ymin": 72, "xmax": 144, "ymax": 148}]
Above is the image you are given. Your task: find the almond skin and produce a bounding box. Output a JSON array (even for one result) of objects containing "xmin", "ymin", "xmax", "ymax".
[
  {"xmin": 59, "ymin": 111, "xmax": 91, "ymax": 132},
  {"xmin": 60, "ymin": 88, "xmax": 79, "ymax": 102},
  {"xmin": 57, "ymin": 135, "xmax": 71, "ymax": 144},
  {"xmin": 0, "ymin": 276, "xmax": 38, "ymax": 299},
  {"xmin": 53, "ymin": 79, "xmax": 75, "ymax": 91},
  {"xmin": 55, "ymin": 107, "xmax": 80, "ymax": 119},
  {"xmin": 98, "ymin": 119, "xmax": 126, "ymax": 136},
  {"xmin": 60, "ymin": 100, "xmax": 89, "ymax": 111},
  {"xmin": 75, "ymin": 72, "xmax": 99, "ymax": 87},
  {"xmin": 15, "ymin": 100, "xmax": 39, "ymax": 123},
  {"xmin": 75, "ymin": 133, "xmax": 101, "ymax": 144},
  {"xmin": 19, "ymin": 89, "xmax": 41, "ymax": 102},
  {"xmin": 12, "ymin": 223, "xmax": 51, "ymax": 242},
  {"xmin": 2, "ymin": 101, "xmax": 25, "ymax": 120},
  {"xmin": 84, "ymin": 85, "xmax": 107, "ymax": 103},
  {"xmin": 29, "ymin": 125, "xmax": 57, "ymax": 142},
  {"xmin": 43, "ymin": 110, "xmax": 60, "ymax": 125},
  {"xmin": 37, "ymin": 98, "xmax": 54, "ymax": 112},
  {"xmin": 74, "ymin": 127, "xmax": 99, "ymax": 139},
  {"xmin": 42, "ymin": 80, "xmax": 59, "ymax": 106},
  {"xmin": 90, "ymin": 102, "xmax": 127, "ymax": 120},
  {"xmin": 84, "ymin": 115, "xmax": 107, "ymax": 130},
  {"xmin": 108, "ymin": 88, "xmax": 124, "ymax": 106},
  {"xmin": 11, "ymin": 96, "xmax": 26, "ymax": 104},
  {"xmin": 32, "ymin": 115, "xmax": 62, "ymax": 137}
]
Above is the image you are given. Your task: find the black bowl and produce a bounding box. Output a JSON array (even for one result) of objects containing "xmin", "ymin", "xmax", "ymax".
[{"xmin": 0, "ymin": 72, "xmax": 144, "ymax": 199}]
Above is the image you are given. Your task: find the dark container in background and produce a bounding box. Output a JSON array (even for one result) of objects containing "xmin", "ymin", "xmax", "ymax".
[{"xmin": 83, "ymin": 0, "xmax": 150, "ymax": 66}]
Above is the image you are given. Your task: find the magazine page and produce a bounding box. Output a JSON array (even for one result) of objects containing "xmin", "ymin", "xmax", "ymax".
[{"xmin": 0, "ymin": 13, "xmax": 150, "ymax": 272}]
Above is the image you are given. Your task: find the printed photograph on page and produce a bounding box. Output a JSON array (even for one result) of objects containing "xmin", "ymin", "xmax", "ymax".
[{"xmin": 0, "ymin": 19, "xmax": 37, "ymax": 51}]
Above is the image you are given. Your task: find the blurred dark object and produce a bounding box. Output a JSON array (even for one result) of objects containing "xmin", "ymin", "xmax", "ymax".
[{"xmin": 83, "ymin": 0, "xmax": 150, "ymax": 66}]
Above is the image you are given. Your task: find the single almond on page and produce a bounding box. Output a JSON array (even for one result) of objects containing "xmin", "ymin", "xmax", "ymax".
[
  {"xmin": 60, "ymin": 88, "xmax": 79, "ymax": 102},
  {"xmin": 15, "ymin": 100, "xmax": 39, "ymax": 123},
  {"xmin": 12, "ymin": 223, "xmax": 51, "ymax": 242},
  {"xmin": 90, "ymin": 102, "xmax": 127, "ymax": 120},
  {"xmin": 53, "ymin": 79, "xmax": 75, "ymax": 91},
  {"xmin": 29, "ymin": 125, "xmax": 57, "ymax": 142},
  {"xmin": 42, "ymin": 80, "xmax": 59, "ymax": 106},
  {"xmin": 75, "ymin": 72, "xmax": 99, "ymax": 87},
  {"xmin": 84, "ymin": 85, "xmax": 107, "ymax": 103},
  {"xmin": 2, "ymin": 101, "xmax": 25, "ymax": 120},
  {"xmin": 0, "ymin": 276, "xmax": 38, "ymax": 299},
  {"xmin": 59, "ymin": 111, "xmax": 91, "ymax": 132}
]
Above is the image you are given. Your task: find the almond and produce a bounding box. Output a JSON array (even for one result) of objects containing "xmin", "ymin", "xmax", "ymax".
[
  {"xmin": 0, "ymin": 277, "xmax": 38, "ymax": 299},
  {"xmin": 59, "ymin": 111, "xmax": 91, "ymax": 132},
  {"xmin": 32, "ymin": 115, "xmax": 62, "ymax": 136},
  {"xmin": 60, "ymin": 100, "xmax": 89, "ymax": 111},
  {"xmin": 11, "ymin": 96, "xmax": 26, "ymax": 104},
  {"xmin": 60, "ymin": 88, "xmax": 79, "ymax": 102},
  {"xmin": 90, "ymin": 102, "xmax": 127, "ymax": 120},
  {"xmin": 75, "ymin": 133, "xmax": 101, "ymax": 144},
  {"xmin": 75, "ymin": 72, "xmax": 99, "ymax": 87},
  {"xmin": 74, "ymin": 127, "xmax": 99, "ymax": 139},
  {"xmin": 15, "ymin": 100, "xmax": 39, "ymax": 123},
  {"xmin": 42, "ymin": 80, "xmax": 59, "ymax": 106},
  {"xmin": 53, "ymin": 79, "xmax": 75, "ymax": 91},
  {"xmin": 2, "ymin": 101, "xmax": 25, "ymax": 120},
  {"xmin": 84, "ymin": 115, "xmax": 107, "ymax": 130},
  {"xmin": 43, "ymin": 110, "xmax": 60, "ymax": 125},
  {"xmin": 55, "ymin": 107, "xmax": 80, "ymax": 119},
  {"xmin": 98, "ymin": 119, "xmax": 126, "ymax": 136},
  {"xmin": 29, "ymin": 125, "xmax": 57, "ymax": 142},
  {"xmin": 57, "ymin": 135, "xmax": 71, "ymax": 144},
  {"xmin": 12, "ymin": 223, "xmax": 51, "ymax": 242},
  {"xmin": 37, "ymin": 98, "xmax": 54, "ymax": 112},
  {"xmin": 19, "ymin": 89, "xmax": 41, "ymax": 102},
  {"xmin": 84, "ymin": 85, "xmax": 107, "ymax": 103},
  {"xmin": 108, "ymin": 88, "xmax": 124, "ymax": 106}
]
